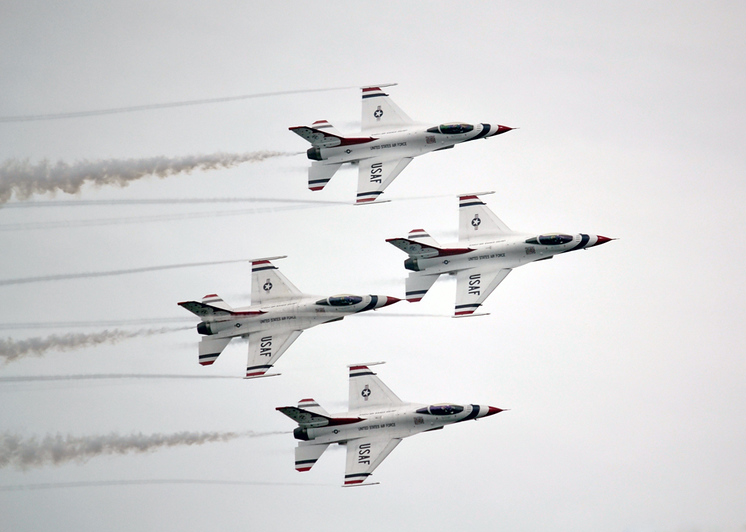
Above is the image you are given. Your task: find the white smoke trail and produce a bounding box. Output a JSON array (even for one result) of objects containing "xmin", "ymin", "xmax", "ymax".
[
  {"xmin": 1, "ymin": 196, "xmax": 347, "ymax": 209},
  {"xmin": 0, "ymin": 479, "xmax": 332, "ymax": 491},
  {"xmin": 0, "ymin": 317, "xmax": 191, "ymax": 330},
  {"xmin": 0, "ymin": 258, "xmax": 247, "ymax": 286},
  {"xmin": 0, "ymin": 151, "xmax": 293, "ymax": 204},
  {"xmin": 0, "ymin": 327, "xmax": 188, "ymax": 364},
  {"xmin": 0, "ymin": 85, "xmax": 356, "ymax": 122},
  {"xmin": 0, "ymin": 374, "xmax": 241, "ymax": 383},
  {"xmin": 0, "ymin": 430, "xmax": 285, "ymax": 470}
]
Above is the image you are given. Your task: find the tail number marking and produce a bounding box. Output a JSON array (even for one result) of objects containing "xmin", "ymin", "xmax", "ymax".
[
  {"xmin": 370, "ymin": 162, "xmax": 383, "ymax": 184},
  {"xmin": 357, "ymin": 443, "xmax": 371, "ymax": 465},
  {"xmin": 468, "ymin": 273, "xmax": 481, "ymax": 296},
  {"xmin": 260, "ymin": 336, "xmax": 272, "ymax": 356}
]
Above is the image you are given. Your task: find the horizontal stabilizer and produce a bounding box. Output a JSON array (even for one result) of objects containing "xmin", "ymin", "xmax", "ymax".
[
  {"xmin": 289, "ymin": 125, "xmax": 375, "ymax": 148},
  {"xmin": 309, "ymin": 119, "xmax": 342, "ymax": 137},
  {"xmin": 276, "ymin": 406, "xmax": 332, "ymax": 428},
  {"xmin": 297, "ymin": 398, "xmax": 331, "ymax": 418},
  {"xmin": 406, "ymin": 229, "xmax": 441, "ymax": 248},
  {"xmin": 309, "ymin": 162, "xmax": 343, "ymax": 191},
  {"xmin": 295, "ymin": 443, "xmax": 329, "ymax": 472},
  {"xmin": 178, "ymin": 300, "xmax": 264, "ymax": 319},
  {"xmin": 385, "ymin": 237, "xmax": 472, "ymax": 259},
  {"xmin": 198, "ymin": 336, "xmax": 232, "ymax": 366},
  {"xmin": 405, "ymin": 273, "xmax": 440, "ymax": 303}
]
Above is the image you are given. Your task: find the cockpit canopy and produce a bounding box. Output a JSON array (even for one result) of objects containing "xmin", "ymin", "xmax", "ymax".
[
  {"xmin": 316, "ymin": 294, "xmax": 364, "ymax": 306},
  {"xmin": 416, "ymin": 404, "xmax": 465, "ymax": 416},
  {"xmin": 525, "ymin": 233, "xmax": 574, "ymax": 246},
  {"xmin": 426, "ymin": 123, "xmax": 475, "ymax": 135}
]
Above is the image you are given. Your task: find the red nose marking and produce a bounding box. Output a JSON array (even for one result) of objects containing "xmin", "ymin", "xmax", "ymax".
[
  {"xmin": 595, "ymin": 235, "xmax": 613, "ymax": 246},
  {"xmin": 383, "ymin": 296, "xmax": 401, "ymax": 307}
]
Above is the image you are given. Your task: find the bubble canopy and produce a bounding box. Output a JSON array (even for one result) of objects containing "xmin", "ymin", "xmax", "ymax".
[
  {"xmin": 525, "ymin": 234, "xmax": 574, "ymax": 246},
  {"xmin": 416, "ymin": 404, "xmax": 465, "ymax": 416},
  {"xmin": 426, "ymin": 123, "xmax": 475, "ymax": 135},
  {"xmin": 315, "ymin": 295, "xmax": 363, "ymax": 306}
]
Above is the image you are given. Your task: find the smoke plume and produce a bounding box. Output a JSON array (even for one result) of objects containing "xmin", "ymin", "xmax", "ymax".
[
  {"xmin": 0, "ymin": 151, "xmax": 292, "ymax": 204},
  {"xmin": 0, "ymin": 327, "xmax": 187, "ymax": 364},
  {"xmin": 0, "ymin": 374, "xmax": 240, "ymax": 383},
  {"xmin": 0, "ymin": 85, "xmax": 356, "ymax": 122},
  {"xmin": 0, "ymin": 258, "xmax": 247, "ymax": 286},
  {"xmin": 0, "ymin": 478, "xmax": 331, "ymax": 491},
  {"xmin": 0, "ymin": 431, "xmax": 281, "ymax": 469}
]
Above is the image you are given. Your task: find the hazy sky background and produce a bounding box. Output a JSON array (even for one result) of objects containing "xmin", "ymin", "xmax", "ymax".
[{"xmin": 1, "ymin": 2, "xmax": 744, "ymax": 531}]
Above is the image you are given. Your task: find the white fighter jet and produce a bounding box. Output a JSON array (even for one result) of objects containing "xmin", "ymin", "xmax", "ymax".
[
  {"xmin": 289, "ymin": 84, "xmax": 513, "ymax": 204},
  {"xmin": 386, "ymin": 193, "xmax": 614, "ymax": 316},
  {"xmin": 178, "ymin": 257, "xmax": 399, "ymax": 378},
  {"xmin": 277, "ymin": 362, "xmax": 504, "ymax": 486}
]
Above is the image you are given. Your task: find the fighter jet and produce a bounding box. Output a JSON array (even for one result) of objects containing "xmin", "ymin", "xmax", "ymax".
[
  {"xmin": 178, "ymin": 257, "xmax": 400, "ymax": 378},
  {"xmin": 289, "ymin": 84, "xmax": 513, "ymax": 204},
  {"xmin": 277, "ymin": 362, "xmax": 504, "ymax": 486},
  {"xmin": 386, "ymin": 193, "xmax": 614, "ymax": 316}
]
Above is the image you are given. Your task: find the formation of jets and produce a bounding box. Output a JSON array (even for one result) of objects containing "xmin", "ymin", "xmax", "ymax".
[{"xmin": 179, "ymin": 84, "xmax": 613, "ymax": 485}]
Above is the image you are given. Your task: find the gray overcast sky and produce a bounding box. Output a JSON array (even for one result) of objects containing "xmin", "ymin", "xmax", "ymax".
[{"xmin": 1, "ymin": 2, "xmax": 745, "ymax": 531}]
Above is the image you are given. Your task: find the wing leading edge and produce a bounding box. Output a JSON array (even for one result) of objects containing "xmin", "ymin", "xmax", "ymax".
[
  {"xmin": 356, "ymin": 157, "xmax": 413, "ymax": 204},
  {"xmin": 454, "ymin": 267, "xmax": 512, "ymax": 316},
  {"xmin": 245, "ymin": 329, "xmax": 302, "ymax": 378},
  {"xmin": 344, "ymin": 437, "xmax": 402, "ymax": 486}
]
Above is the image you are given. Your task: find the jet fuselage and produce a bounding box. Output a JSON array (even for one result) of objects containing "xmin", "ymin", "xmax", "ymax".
[
  {"xmin": 306, "ymin": 122, "xmax": 511, "ymax": 166},
  {"xmin": 196, "ymin": 294, "xmax": 398, "ymax": 340},
  {"xmin": 404, "ymin": 232, "xmax": 611, "ymax": 275},
  {"xmin": 293, "ymin": 402, "xmax": 501, "ymax": 445}
]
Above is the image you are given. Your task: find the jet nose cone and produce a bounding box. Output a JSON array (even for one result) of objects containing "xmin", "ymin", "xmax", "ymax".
[
  {"xmin": 382, "ymin": 296, "xmax": 401, "ymax": 307},
  {"xmin": 495, "ymin": 125, "xmax": 514, "ymax": 135},
  {"xmin": 593, "ymin": 235, "xmax": 614, "ymax": 246},
  {"xmin": 485, "ymin": 406, "xmax": 504, "ymax": 416}
]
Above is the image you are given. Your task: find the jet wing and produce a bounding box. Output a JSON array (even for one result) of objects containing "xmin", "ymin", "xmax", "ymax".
[
  {"xmin": 251, "ymin": 258, "xmax": 303, "ymax": 306},
  {"xmin": 355, "ymin": 157, "xmax": 413, "ymax": 204},
  {"xmin": 344, "ymin": 437, "xmax": 402, "ymax": 486},
  {"xmin": 361, "ymin": 86, "xmax": 414, "ymax": 133},
  {"xmin": 245, "ymin": 329, "xmax": 302, "ymax": 378},
  {"xmin": 348, "ymin": 364, "xmax": 403, "ymax": 410},
  {"xmin": 454, "ymin": 267, "xmax": 512, "ymax": 316},
  {"xmin": 458, "ymin": 194, "xmax": 512, "ymax": 242}
]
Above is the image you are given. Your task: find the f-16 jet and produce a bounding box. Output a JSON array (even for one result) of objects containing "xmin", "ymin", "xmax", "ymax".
[
  {"xmin": 178, "ymin": 257, "xmax": 399, "ymax": 378},
  {"xmin": 289, "ymin": 84, "xmax": 513, "ymax": 204},
  {"xmin": 277, "ymin": 362, "xmax": 504, "ymax": 486},
  {"xmin": 386, "ymin": 193, "xmax": 614, "ymax": 316}
]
